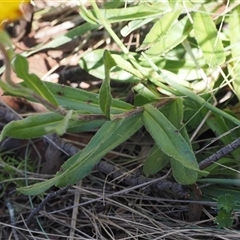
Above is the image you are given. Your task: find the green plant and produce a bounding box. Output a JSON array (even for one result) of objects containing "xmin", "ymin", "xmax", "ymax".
[
  {"xmin": 0, "ymin": 1, "xmax": 240, "ymax": 195},
  {"xmin": 215, "ymin": 194, "xmax": 237, "ymax": 228},
  {"xmin": 0, "ymin": 151, "xmax": 35, "ymax": 198}
]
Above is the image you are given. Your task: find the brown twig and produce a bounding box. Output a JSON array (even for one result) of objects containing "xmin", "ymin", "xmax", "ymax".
[
  {"xmin": 25, "ymin": 185, "xmax": 71, "ymax": 225},
  {"xmin": 199, "ymin": 137, "xmax": 240, "ymax": 170}
]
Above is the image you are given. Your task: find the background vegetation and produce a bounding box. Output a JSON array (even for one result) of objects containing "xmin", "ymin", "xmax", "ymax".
[{"xmin": 1, "ymin": 0, "xmax": 240, "ymax": 239}]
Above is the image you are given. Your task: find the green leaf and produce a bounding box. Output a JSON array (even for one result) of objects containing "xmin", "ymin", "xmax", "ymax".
[
  {"xmin": 79, "ymin": 49, "xmax": 141, "ymax": 82},
  {"xmin": 56, "ymin": 114, "xmax": 143, "ymax": 187},
  {"xmin": 193, "ymin": 10, "xmax": 225, "ymax": 67},
  {"xmin": 0, "ymin": 78, "xmax": 32, "ymax": 100},
  {"xmin": 228, "ymin": 5, "xmax": 240, "ymax": 100},
  {"xmin": 133, "ymin": 83, "xmax": 160, "ymax": 104},
  {"xmin": 0, "ymin": 113, "xmax": 62, "ymax": 140},
  {"xmin": 18, "ymin": 176, "xmax": 61, "ymax": 196},
  {"xmin": 80, "ymin": 4, "xmax": 98, "ymax": 24},
  {"xmin": 67, "ymin": 119, "xmax": 106, "ymax": 133},
  {"xmin": 13, "ymin": 55, "xmax": 58, "ymax": 106},
  {"xmin": 81, "ymin": 3, "xmax": 167, "ymax": 24},
  {"xmin": 44, "ymin": 82, "xmax": 133, "ymax": 113},
  {"xmin": 45, "ymin": 110, "xmax": 73, "ymax": 135},
  {"xmin": 18, "ymin": 114, "xmax": 143, "ymax": 195},
  {"xmin": 139, "ymin": 9, "xmax": 181, "ymax": 51},
  {"xmin": 121, "ymin": 17, "xmax": 157, "ymax": 37},
  {"xmin": 144, "ymin": 16, "xmax": 192, "ymax": 56},
  {"xmin": 23, "ymin": 23, "xmax": 98, "ymax": 56},
  {"xmin": 0, "ymin": 112, "xmax": 104, "ymax": 140},
  {"xmin": 143, "ymin": 144, "xmax": 170, "ymax": 177},
  {"xmin": 142, "ymin": 104, "xmax": 202, "ymax": 184},
  {"xmin": 99, "ymin": 50, "xmax": 114, "ymax": 118},
  {"xmin": 215, "ymin": 209, "xmax": 234, "ymax": 228},
  {"xmin": 111, "ymin": 54, "xmax": 144, "ymax": 79},
  {"xmin": 170, "ymin": 159, "xmax": 198, "ymax": 185},
  {"xmin": 142, "ymin": 52, "xmax": 240, "ymax": 126},
  {"xmin": 217, "ymin": 194, "xmax": 236, "ymax": 212},
  {"xmin": 0, "ymin": 30, "xmax": 14, "ymax": 59},
  {"xmin": 16, "ymin": 81, "xmax": 133, "ymax": 114},
  {"xmin": 161, "ymin": 99, "xmax": 198, "ymax": 184}
]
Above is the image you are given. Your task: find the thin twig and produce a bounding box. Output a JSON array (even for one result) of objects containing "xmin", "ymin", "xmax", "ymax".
[
  {"xmin": 45, "ymin": 134, "xmax": 188, "ymax": 198},
  {"xmin": 25, "ymin": 185, "xmax": 71, "ymax": 225},
  {"xmin": 199, "ymin": 136, "xmax": 240, "ymax": 170}
]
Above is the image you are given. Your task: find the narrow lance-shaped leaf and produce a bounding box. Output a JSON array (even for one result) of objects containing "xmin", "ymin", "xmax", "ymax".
[
  {"xmin": 0, "ymin": 112, "xmax": 105, "ymax": 140},
  {"xmin": 13, "ymin": 55, "xmax": 58, "ymax": 106},
  {"xmin": 142, "ymin": 104, "xmax": 201, "ymax": 184},
  {"xmin": 138, "ymin": 9, "xmax": 181, "ymax": 51},
  {"xmin": 193, "ymin": 10, "xmax": 225, "ymax": 67},
  {"xmin": 228, "ymin": 5, "xmax": 240, "ymax": 100},
  {"xmin": 151, "ymin": 98, "xmax": 197, "ymax": 183},
  {"xmin": 0, "ymin": 113, "xmax": 63, "ymax": 140},
  {"xmin": 18, "ymin": 175, "xmax": 62, "ymax": 196},
  {"xmin": 99, "ymin": 50, "xmax": 114, "ymax": 118},
  {"xmin": 81, "ymin": 3, "xmax": 167, "ymax": 24},
  {"xmin": 56, "ymin": 114, "xmax": 143, "ymax": 187},
  {"xmin": 145, "ymin": 16, "xmax": 192, "ymax": 56},
  {"xmin": 121, "ymin": 17, "xmax": 157, "ymax": 37},
  {"xmin": 111, "ymin": 54, "xmax": 144, "ymax": 79},
  {"xmin": 18, "ymin": 114, "xmax": 143, "ymax": 195},
  {"xmin": 23, "ymin": 23, "xmax": 98, "ymax": 56},
  {"xmin": 17, "ymin": 81, "xmax": 134, "ymax": 114}
]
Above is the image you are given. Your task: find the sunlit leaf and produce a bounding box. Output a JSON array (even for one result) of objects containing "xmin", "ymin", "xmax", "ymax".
[
  {"xmin": 133, "ymin": 83, "xmax": 160, "ymax": 105},
  {"xmin": 13, "ymin": 55, "xmax": 58, "ymax": 106},
  {"xmin": 81, "ymin": 3, "xmax": 168, "ymax": 24},
  {"xmin": 193, "ymin": 10, "xmax": 225, "ymax": 67},
  {"xmin": 121, "ymin": 17, "xmax": 157, "ymax": 37},
  {"xmin": 144, "ymin": 16, "xmax": 192, "ymax": 56},
  {"xmin": 228, "ymin": 5, "xmax": 240, "ymax": 100},
  {"xmin": 23, "ymin": 23, "xmax": 98, "ymax": 56},
  {"xmin": 139, "ymin": 10, "xmax": 181, "ymax": 51},
  {"xmin": 79, "ymin": 49, "xmax": 141, "ymax": 82}
]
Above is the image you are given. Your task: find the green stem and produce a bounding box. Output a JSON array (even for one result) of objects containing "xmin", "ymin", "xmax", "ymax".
[
  {"xmin": 90, "ymin": 1, "xmax": 175, "ymax": 95},
  {"xmin": 91, "ymin": 1, "xmax": 129, "ymax": 55}
]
